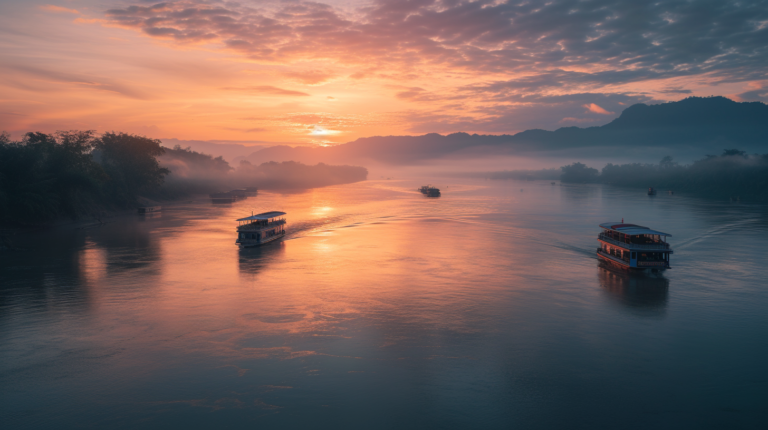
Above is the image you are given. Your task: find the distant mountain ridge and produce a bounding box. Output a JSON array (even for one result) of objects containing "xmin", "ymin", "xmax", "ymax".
[
  {"xmin": 236, "ymin": 97, "xmax": 768, "ymax": 165},
  {"xmin": 604, "ymin": 96, "xmax": 767, "ymax": 129}
]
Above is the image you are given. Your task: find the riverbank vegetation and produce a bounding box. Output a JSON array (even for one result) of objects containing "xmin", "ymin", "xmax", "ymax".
[
  {"xmin": 0, "ymin": 131, "xmax": 168, "ymax": 225},
  {"xmin": 560, "ymin": 150, "xmax": 768, "ymax": 200},
  {"xmin": 0, "ymin": 131, "xmax": 368, "ymax": 225},
  {"xmin": 157, "ymin": 145, "xmax": 368, "ymax": 197}
]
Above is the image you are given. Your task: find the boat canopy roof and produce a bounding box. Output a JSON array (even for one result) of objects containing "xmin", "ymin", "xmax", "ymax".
[
  {"xmin": 599, "ymin": 222, "xmax": 672, "ymax": 236},
  {"xmin": 237, "ymin": 211, "xmax": 286, "ymax": 221}
]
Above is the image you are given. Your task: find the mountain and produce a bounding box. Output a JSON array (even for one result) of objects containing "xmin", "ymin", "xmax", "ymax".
[
  {"xmin": 160, "ymin": 138, "xmax": 298, "ymax": 163},
  {"xmin": 237, "ymin": 97, "xmax": 768, "ymax": 165}
]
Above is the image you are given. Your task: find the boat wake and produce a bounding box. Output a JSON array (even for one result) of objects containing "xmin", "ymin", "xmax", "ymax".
[{"xmin": 674, "ymin": 217, "xmax": 761, "ymax": 250}]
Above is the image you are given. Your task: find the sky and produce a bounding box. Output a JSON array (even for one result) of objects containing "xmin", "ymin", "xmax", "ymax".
[{"xmin": 1, "ymin": 0, "xmax": 767, "ymax": 146}]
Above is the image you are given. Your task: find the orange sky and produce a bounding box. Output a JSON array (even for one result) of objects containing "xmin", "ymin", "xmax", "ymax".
[{"xmin": 1, "ymin": 0, "xmax": 766, "ymax": 146}]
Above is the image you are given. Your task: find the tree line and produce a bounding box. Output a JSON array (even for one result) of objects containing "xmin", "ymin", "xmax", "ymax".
[
  {"xmin": 0, "ymin": 131, "xmax": 368, "ymax": 226},
  {"xmin": 560, "ymin": 150, "xmax": 768, "ymax": 200},
  {"xmin": 0, "ymin": 131, "xmax": 168, "ymax": 225}
]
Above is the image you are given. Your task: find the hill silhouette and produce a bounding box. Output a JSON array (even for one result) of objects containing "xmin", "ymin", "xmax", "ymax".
[{"xmin": 236, "ymin": 97, "xmax": 768, "ymax": 165}]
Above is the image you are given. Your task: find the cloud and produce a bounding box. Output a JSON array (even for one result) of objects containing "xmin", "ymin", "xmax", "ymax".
[
  {"xmin": 660, "ymin": 88, "xmax": 693, "ymax": 94},
  {"xmin": 281, "ymin": 70, "xmax": 336, "ymax": 85},
  {"xmin": 0, "ymin": 63, "xmax": 151, "ymax": 99},
  {"xmin": 395, "ymin": 87, "xmax": 429, "ymax": 100},
  {"xmin": 103, "ymin": 0, "xmax": 768, "ymax": 85},
  {"xmin": 223, "ymin": 127, "xmax": 267, "ymax": 133},
  {"xmin": 14, "ymin": 0, "xmax": 760, "ymax": 138},
  {"xmin": 398, "ymin": 93, "xmax": 653, "ymax": 134},
  {"xmin": 39, "ymin": 5, "xmax": 80, "ymax": 14},
  {"xmin": 220, "ymin": 86, "xmax": 311, "ymax": 96},
  {"xmin": 736, "ymin": 88, "xmax": 768, "ymax": 102},
  {"xmin": 583, "ymin": 103, "xmax": 614, "ymax": 115}
]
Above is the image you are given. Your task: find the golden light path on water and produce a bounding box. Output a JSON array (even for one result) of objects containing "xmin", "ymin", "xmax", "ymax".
[{"xmin": 1, "ymin": 179, "xmax": 767, "ymax": 429}]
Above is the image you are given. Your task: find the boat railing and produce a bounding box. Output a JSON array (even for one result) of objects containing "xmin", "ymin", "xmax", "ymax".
[
  {"xmin": 238, "ymin": 219, "xmax": 286, "ymax": 230},
  {"xmin": 597, "ymin": 248, "xmax": 630, "ymax": 263},
  {"xmin": 598, "ymin": 233, "xmax": 671, "ymax": 250}
]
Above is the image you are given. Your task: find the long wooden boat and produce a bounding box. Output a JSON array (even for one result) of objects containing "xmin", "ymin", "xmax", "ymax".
[
  {"xmin": 596, "ymin": 222, "xmax": 673, "ymax": 271},
  {"xmin": 236, "ymin": 211, "xmax": 286, "ymax": 248}
]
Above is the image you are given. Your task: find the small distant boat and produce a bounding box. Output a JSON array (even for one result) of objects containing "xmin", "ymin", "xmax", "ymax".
[
  {"xmin": 668, "ymin": 190, "xmax": 674, "ymax": 195},
  {"xmin": 210, "ymin": 192, "xmax": 236, "ymax": 203},
  {"xmin": 418, "ymin": 184, "xmax": 440, "ymax": 196},
  {"xmin": 236, "ymin": 211, "xmax": 286, "ymax": 248},
  {"xmin": 137, "ymin": 206, "xmax": 161, "ymax": 214},
  {"xmin": 647, "ymin": 187, "xmax": 657, "ymax": 195},
  {"xmin": 597, "ymin": 222, "xmax": 673, "ymax": 271}
]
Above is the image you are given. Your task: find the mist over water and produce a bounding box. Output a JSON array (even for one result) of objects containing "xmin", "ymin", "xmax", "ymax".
[{"xmin": 1, "ymin": 179, "xmax": 766, "ymax": 429}]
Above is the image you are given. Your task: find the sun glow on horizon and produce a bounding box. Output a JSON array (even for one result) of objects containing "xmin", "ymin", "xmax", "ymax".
[{"xmin": 309, "ymin": 125, "xmax": 341, "ymax": 137}]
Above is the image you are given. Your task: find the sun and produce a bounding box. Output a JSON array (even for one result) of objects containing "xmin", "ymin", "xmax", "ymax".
[{"xmin": 309, "ymin": 125, "xmax": 340, "ymax": 136}]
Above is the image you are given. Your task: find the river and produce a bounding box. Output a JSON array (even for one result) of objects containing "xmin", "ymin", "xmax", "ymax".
[{"xmin": 1, "ymin": 179, "xmax": 766, "ymax": 429}]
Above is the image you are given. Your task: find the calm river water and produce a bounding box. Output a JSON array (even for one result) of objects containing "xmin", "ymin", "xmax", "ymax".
[{"xmin": 1, "ymin": 179, "xmax": 766, "ymax": 429}]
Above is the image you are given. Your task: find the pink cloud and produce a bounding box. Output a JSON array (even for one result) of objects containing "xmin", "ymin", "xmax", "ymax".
[
  {"xmin": 281, "ymin": 70, "xmax": 336, "ymax": 85},
  {"xmin": 39, "ymin": 5, "xmax": 80, "ymax": 14},
  {"xmin": 220, "ymin": 86, "xmax": 311, "ymax": 97},
  {"xmin": 583, "ymin": 103, "xmax": 615, "ymax": 115}
]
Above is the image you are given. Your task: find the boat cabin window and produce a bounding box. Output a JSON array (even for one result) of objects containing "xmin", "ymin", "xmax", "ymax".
[
  {"xmin": 631, "ymin": 252, "xmax": 636, "ymax": 259},
  {"xmin": 638, "ymin": 252, "xmax": 667, "ymax": 261}
]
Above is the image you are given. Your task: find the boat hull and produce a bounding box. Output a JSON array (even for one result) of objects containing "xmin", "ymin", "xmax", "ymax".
[
  {"xmin": 237, "ymin": 231, "xmax": 285, "ymax": 248},
  {"xmin": 597, "ymin": 250, "xmax": 669, "ymax": 271}
]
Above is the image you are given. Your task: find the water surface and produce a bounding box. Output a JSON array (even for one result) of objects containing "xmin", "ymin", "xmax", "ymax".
[{"xmin": 1, "ymin": 179, "xmax": 766, "ymax": 429}]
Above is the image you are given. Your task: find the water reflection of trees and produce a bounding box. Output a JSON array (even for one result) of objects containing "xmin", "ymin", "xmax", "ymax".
[
  {"xmin": 0, "ymin": 214, "xmax": 170, "ymax": 317},
  {"xmin": 597, "ymin": 264, "xmax": 669, "ymax": 316},
  {"xmin": 559, "ymin": 183, "xmax": 601, "ymax": 205},
  {"xmin": 238, "ymin": 243, "xmax": 286, "ymax": 277},
  {"xmin": 90, "ymin": 218, "xmax": 163, "ymax": 276},
  {"xmin": 0, "ymin": 229, "xmax": 93, "ymax": 319}
]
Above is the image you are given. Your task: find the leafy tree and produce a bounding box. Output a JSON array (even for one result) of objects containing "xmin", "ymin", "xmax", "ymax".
[
  {"xmin": 0, "ymin": 131, "xmax": 173, "ymax": 224},
  {"xmin": 560, "ymin": 162, "xmax": 599, "ymax": 183},
  {"xmin": 561, "ymin": 149, "xmax": 768, "ymax": 200},
  {"xmin": 93, "ymin": 132, "xmax": 169, "ymax": 201},
  {"xmin": 0, "ymin": 130, "xmax": 105, "ymax": 223},
  {"xmin": 161, "ymin": 145, "xmax": 232, "ymax": 174},
  {"xmin": 659, "ymin": 156, "xmax": 677, "ymax": 169}
]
